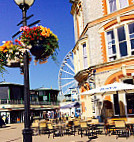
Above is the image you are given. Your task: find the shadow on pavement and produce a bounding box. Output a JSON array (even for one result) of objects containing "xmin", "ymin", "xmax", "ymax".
[{"xmin": 0, "ymin": 125, "xmax": 10, "ymax": 128}]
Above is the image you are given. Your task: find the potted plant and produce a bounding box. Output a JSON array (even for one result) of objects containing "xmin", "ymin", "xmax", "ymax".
[{"xmin": 20, "ymin": 25, "xmax": 59, "ymax": 64}]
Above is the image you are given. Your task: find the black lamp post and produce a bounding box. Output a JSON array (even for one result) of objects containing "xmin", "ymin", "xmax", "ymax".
[{"xmin": 13, "ymin": 0, "xmax": 35, "ymax": 142}]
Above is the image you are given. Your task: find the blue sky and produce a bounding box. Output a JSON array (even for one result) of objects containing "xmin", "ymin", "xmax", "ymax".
[{"xmin": 0, "ymin": 0, "xmax": 75, "ymax": 90}]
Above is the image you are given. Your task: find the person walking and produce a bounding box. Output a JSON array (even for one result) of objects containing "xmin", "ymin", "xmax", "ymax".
[{"xmin": 71, "ymin": 112, "xmax": 75, "ymax": 118}]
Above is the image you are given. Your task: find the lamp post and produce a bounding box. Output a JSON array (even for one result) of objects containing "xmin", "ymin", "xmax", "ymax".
[{"xmin": 13, "ymin": 0, "xmax": 35, "ymax": 142}]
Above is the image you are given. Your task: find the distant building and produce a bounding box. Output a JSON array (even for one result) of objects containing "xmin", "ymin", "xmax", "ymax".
[
  {"xmin": 0, "ymin": 82, "xmax": 59, "ymax": 123},
  {"xmin": 30, "ymin": 87, "xmax": 59, "ymax": 103}
]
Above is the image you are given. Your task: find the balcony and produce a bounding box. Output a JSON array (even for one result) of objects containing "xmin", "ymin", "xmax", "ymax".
[{"xmin": 0, "ymin": 99, "xmax": 59, "ymax": 106}]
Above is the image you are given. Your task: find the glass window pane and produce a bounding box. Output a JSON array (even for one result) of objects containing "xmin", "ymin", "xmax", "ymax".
[
  {"xmin": 83, "ymin": 43, "xmax": 87, "ymax": 57},
  {"xmin": 112, "ymin": 45, "xmax": 116, "ymax": 54},
  {"xmin": 130, "ymin": 34, "xmax": 134, "ymax": 39},
  {"xmin": 107, "ymin": 30, "xmax": 116, "ymax": 56},
  {"xmin": 117, "ymin": 26, "xmax": 126, "ymax": 41},
  {"xmin": 109, "ymin": 0, "xmax": 117, "ymax": 13},
  {"xmin": 84, "ymin": 57, "xmax": 88, "ymax": 69},
  {"xmin": 108, "ymin": 45, "xmax": 116, "ymax": 55},
  {"xmin": 129, "ymin": 23, "xmax": 134, "ymax": 34},
  {"xmin": 119, "ymin": 0, "xmax": 128, "ymax": 9},
  {"xmin": 130, "ymin": 39, "xmax": 134, "ymax": 49},
  {"xmin": 83, "ymin": 43, "xmax": 88, "ymax": 69},
  {"xmin": 112, "ymin": 40, "xmax": 115, "ymax": 44},
  {"xmin": 107, "ymin": 30, "xmax": 114, "ymax": 41},
  {"xmin": 119, "ymin": 41, "xmax": 128, "ymax": 57}
]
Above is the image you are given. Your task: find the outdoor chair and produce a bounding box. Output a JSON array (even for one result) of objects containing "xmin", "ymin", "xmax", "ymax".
[
  {"xmin": 31, "ymin": 121, "xmax": 39, "ymax": 135},
  {"xmin": 126, "ymin": 118, "xmax": 134, "ymax": 135},
  {"xmin": 73, "ymin": 120, "xmax": 80, "ymax": 135},
  {"xmin": 105, "ymin": 119, "xmax": 115, "ymax": 135},
  {"xmin": 78, "ymin": 121, "xmax": 90, "ymax": 137},
  {"xmin": 47, "ymin": 123, "xmax": 56, "ymax": 138},
  {"xmin": 90, "ymin": 119, "xmax": 102, "ymax": 135},
  {"xmin": 39, "ymin": 121, "xmax": 47, "ymax": 135},
  {"xmin": 63, "ymin": 120, "xmax": 74, "ymax": 136},
  {"xmin": 115, "ymin": 120, "xmax": 130, "ymax": 139}
]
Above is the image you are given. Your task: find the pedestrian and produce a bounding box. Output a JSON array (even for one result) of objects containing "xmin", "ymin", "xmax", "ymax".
[
  {"xmin": 59, "ymin": 112, "xmax": 61, "ymax": 121},
  {"xmin": 71, "ymin": 112, "xmax": 75, "ymax": 118},
  {"xmin": 43, "ymin": 111, "xmax": 48, "ymax": 120},
  {"xmin": 54, "ymin": 110, "xmax": 58, "ymax": 123},
  {"xmin": 0, "ymin": 116, "xmax": 5, "ymax": 127},
  {"xmin": 65, "ymin": 113, "xmax": 68, "ymax": 120},
  {"xmin": 5, "ymin": 115, "xmax": 9, "ymax": 124}
]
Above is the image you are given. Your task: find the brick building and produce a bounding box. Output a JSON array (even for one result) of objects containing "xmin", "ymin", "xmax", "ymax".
[{"xmin": 70, "ymin": 0, "xmax": 134, "ymax": 119}]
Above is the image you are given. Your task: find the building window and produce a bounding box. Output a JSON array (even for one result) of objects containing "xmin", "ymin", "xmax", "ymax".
[
  {"xmin": 123, "ymin": 78, "xmax": 134, "ymax": 84},
  {"xmin": 77, "ymin": 48, "xmax": 80, "ymax": 71},
  {"xmin": 107, "ymin": 30, "xmax": 117, "ymax": 61},
  {"xmin": 83, "ymin": 43, "xmax": 88, "ymax": 69},
  {"xmin": 128, "ymin": 23, "xmax": 134, "ymax": 55},
  {"xmin": 108, "ymin": 0, "xmax": 128, "ymax": 13},
  {"xmin": 119, "ymin": 0, "xmax": 128, "ymax": 8},
  {"xmin": 106, "ymin": 22, "xmax": 134, "ymax": 61},
  {"xmin": 109, "ymin": 0, "xmax": 117, "ymax": 13},
  {"xmin": 117, "ymin": 26, "xmax": 128, "ymax": 57},
  {"xmin": 126, "ymin": 93, "xmax": 134, "ymax": 115}
]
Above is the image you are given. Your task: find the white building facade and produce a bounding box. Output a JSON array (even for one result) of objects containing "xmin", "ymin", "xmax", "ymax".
[{"xmin": 70, "ymin": 0, "xmax": 134, "ymax": 119}]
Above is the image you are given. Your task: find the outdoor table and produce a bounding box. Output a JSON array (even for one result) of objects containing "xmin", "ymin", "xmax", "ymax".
[
  {"xmin": 87, "ymin": 122, "xmax": 104, "ymax": 134},
  {"xmin": 104, "ymin": 122, "xmax": 115, "ymax": 135},
  {"xmin": 53, "ymin": 123, "xmax": 66, "ymax": 136},
  {"xmin": 125, "ymin": 122, "xmax": 134, "ymax": 134}
]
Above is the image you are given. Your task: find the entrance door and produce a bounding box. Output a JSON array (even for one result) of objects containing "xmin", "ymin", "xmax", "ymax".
[{"xmin": 113, "ymin": 93, "xmax": 120, "ymax": 116}]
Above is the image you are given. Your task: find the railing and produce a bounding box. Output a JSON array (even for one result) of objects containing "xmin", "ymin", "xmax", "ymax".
[{"xmin": 0, "ymin": 99, "xmax": 59, "ymax": 106}]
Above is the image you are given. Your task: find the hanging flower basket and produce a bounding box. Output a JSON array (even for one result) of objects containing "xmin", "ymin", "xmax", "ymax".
[
  {"xmin": 0, "ymin": 25, "xmax": 58, "ymax": 74},
  {"xmin": 20, "ymin": 25, "xmax": 59, "ymax": 64},
  {"xmin": 0, "ymin": 40, "xmax": 31, "ymax": 68}
]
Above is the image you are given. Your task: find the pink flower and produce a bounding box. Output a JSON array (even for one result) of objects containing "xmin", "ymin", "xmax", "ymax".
[
  {"xmin": 20, "ymin": 26, "xmax": 30, "ymax": 31},
  {"xmin": 20, "ymin": 27, "xmax": 24, "ymax": 31},
  {"xmin": 24, "ymin": 26, "xmax": 30, "ymax": 31}
]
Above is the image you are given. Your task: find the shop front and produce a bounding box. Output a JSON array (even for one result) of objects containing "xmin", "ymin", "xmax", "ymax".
[{"xmin": 80, "ymin": 82, "xmax": 134, "ymax": 120}]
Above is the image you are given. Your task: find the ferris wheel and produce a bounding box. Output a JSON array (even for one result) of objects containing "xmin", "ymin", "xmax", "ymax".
[{"xmin": 58, "ymin": 50, "xmax": 78, "ymax": 96}]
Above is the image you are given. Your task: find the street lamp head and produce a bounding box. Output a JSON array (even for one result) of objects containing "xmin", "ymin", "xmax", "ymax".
[{"xmin": 14, "ymin": 0, "xmax": 35, "ymax": 10}]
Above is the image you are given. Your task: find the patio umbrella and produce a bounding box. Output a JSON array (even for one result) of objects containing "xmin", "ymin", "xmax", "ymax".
[{"xmin": 81, "ymin": 82, "xmax": 134, "ymax": 95}]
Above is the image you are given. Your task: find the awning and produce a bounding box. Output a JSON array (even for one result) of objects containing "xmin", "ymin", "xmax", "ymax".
[
  {"xmin": 60, "ymin": 102, "xmax": 80, "ymax": 109},
  {"xmin": 81, "ymin": 82, "xmax": 134, "ymax": 95}
]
